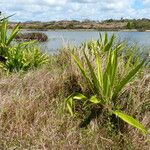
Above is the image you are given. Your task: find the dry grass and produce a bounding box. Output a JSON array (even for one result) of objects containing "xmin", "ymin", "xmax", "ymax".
[{"xmin": 0, "ymin": 50, "xmax": 150, "ymax": 150}]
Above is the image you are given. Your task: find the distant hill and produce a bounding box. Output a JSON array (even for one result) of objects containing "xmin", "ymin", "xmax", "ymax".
[{"xmin": 8, "ymin": 19, "xmax": 150, "ymax": 31}]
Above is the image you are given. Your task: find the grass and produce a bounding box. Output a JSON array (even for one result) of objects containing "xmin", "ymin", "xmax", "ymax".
[
  {"xmin": 0, "ymin": 46, "xmax": 150, "ymax": 149},
  {"xmin": 0, "ymin": 17, "xmax": 150, "ymax": 149}
]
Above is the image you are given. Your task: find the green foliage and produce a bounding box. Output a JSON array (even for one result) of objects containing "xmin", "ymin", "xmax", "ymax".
[
  {"xmin": 126, "ymin": 19, "xmax": 150, "ymax": 30},
  {"xmin": 1, "ymin": 43, "xmax": 49, "ymax": 72},
  {"xmin": 127, "ymin": 22, "xmax": 131, "ymax": 29},
  {"xmin": 0, "ymin": 19, "xmax": 49, "ymax": 72},
  {"xmin": 0, "ymin": 19, "xmax": 20, "ymax": 56},
  {"xmin": 126, "ymin": 21, "xmax": 136, "ymax": 29},
  {"xmin": 65, "ymin": 33, "xmax": 148, "ymax": 134},
  {"xmin": 134, "ymin": 19, "xmax": 150, "ymax": 30},
  {"xmin": 66, "ymin": 23, "xmax": 74, "ymax": 29},
  {"xmin": 113, "ymin": 111, "xmax": 147, "ymax": 134}
]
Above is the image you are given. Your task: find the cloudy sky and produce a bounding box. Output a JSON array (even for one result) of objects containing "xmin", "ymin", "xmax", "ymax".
[{"xmin": 0, "ymin": 0, "xmax": 150, "ymax": 22}]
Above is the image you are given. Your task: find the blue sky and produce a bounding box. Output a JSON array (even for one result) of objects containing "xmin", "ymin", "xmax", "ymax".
[{"xmin": 0, "ymin": 0, "xmax": 150, "ymax": 22}]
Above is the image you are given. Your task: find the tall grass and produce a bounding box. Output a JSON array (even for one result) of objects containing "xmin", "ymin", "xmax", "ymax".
[
  {"xmin": 0, "ymin": 47, "xmax": 149, "ymax": 149},
  {"xmin": 0, "ymin": 44, "xmax": 149, "ymax": 149}
]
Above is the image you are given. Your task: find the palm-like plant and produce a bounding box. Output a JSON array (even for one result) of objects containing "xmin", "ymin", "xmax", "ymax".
[
  {"xmin": 0, "ymin": 19, "xmax": 20, "ymax": 56},
  {"xmin": 2, "ymin": 43, "xmax": 49, "ymax": 72},
  {"xmin": 0, "ymin": 19, "xmax": 49, "ymax": 72},
  {"xmin": 65, "ymin": 33, "xmax": 148, "ymax": 134}
]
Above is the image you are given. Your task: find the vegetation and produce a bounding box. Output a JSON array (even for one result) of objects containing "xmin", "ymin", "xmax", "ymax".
[
  {"xmin": 0, "ymin": 19, "xmax": 49, "ymax": 72},
  {"xmin": 126, "ymin": 20, "xmax": 150, "ymax": 31},
  {"xmin": 15, "ymin": 32, "xmax": 48, "ymax": 42},
  {"xmin": 127, "ymin": 21, "xmax": 136, "ymax": 29},
  {"xmin": 9, "ymin": 19, "xmax": 150, "ymax": 31},
  {"xmin": 0, "ymin": 45, "xmax": 149, "ymax": 149},
  {"xmin": 65, "ymin": 33, "xmax": 148, "ymax": 134},
  {"xmin": 0, "ymin": 17, "xmax": 150, "ymax": 149}
]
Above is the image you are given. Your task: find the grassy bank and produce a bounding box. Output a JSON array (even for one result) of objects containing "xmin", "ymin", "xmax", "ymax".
[
  {"xmin": 0, "ymin": 49, "xmax": 150, "ymax": 149},
  {"xmin": 0, "ymin": 19, "xmax": 150, "ymax": 149}
]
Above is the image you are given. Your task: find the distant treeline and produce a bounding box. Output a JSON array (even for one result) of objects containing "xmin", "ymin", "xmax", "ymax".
[
  {"xmin": 9, "ymin": 18, "xmax": 150, "ymax": 31},
  {"xmin": 125, "ymin": 19, "xmax": 150, "ymax": 30},
  {"xmin": 104, "ymin": 18, "xmax": 150, "ymax": 30}
]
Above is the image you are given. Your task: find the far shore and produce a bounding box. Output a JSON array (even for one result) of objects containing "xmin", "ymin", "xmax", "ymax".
[
  {"xmin": 9, "ymin": 19, "xmax": 150, "ymax": 32},
  {"xmin": 19, "ymin": 28, "xmax": 150, "ymax": 32}
]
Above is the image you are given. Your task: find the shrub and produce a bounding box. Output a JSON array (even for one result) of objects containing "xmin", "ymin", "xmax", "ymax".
[
  {"xmin": 65, "ymin": 33, "xmax": 148, "ymax": 134},
  {"xmin": 1, "ymin": 43, "xmax": 49, "ymax": 72},
  {"xmin": 15, "ymin": 32, "xmax": 48, "ymax": 42},
  {"xmin": 0, "ymin": 19, "xmax": 49, "ymax": 72},
  {"xmin": 0, "ymin": 19, "xmax": 19, "ymax": 56}
]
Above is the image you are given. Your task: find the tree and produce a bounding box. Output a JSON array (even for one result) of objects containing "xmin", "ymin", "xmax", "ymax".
[
  {"xmin": 127, "ymin": 21, "xmax": 136, "ymax": 29},
  {"xmin": 127, "ymin": 21, "xmax": 131, "ymax": 29}
]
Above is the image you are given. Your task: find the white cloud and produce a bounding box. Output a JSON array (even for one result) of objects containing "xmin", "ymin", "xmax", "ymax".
[
  {"xmin": 69, "ymin": 0, "xmax": 98, "ymax": 3},
  {"xmin": 0, "ymin": 0, "xmax": 149, "ymax": 21},
  {"xmin": 142, "ymin": 0, "xmax": 150, "ymax": 7},
  {"xmin": 143, "ymin": 0, "xmax": 150, "ymax": 3}
]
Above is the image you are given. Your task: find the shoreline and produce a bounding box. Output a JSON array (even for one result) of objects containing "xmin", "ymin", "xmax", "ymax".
[{"xmin": 19, "ymin": 28, "xmax": 150, "ymax": 32}]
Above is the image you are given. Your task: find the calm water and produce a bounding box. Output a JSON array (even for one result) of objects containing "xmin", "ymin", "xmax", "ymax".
[{"xmin": 19, "ymin": 30, "xmax": 150, "ymax": 53}]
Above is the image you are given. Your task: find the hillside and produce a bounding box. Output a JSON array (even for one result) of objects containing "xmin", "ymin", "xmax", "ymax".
[{"xmin": 9, "ymin": 19, "xmax": 150, "ymax": 31}]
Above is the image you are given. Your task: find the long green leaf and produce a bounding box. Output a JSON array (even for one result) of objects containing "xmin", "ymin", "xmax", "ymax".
[
  {"xmin": 113, "ymin": 110, "xmax": 148, "ymax": 134},
  {"xmin": 83, "ymin": 50, "xmax": 100, "ymax": 94},
  {"xmin": 89, "ymin": 95, "xmax": 101, "ymax": 104},
  {"xmin": 7, "ymin": 23, "xmax": 20, "ymax": 46},
  {"xmin": 19, "ymin": 40, "xmax": 36, "ymax": 47},
  {"xmin": 66, "ymin": 97, "xmax": 74, "ymax": 116},
  {"xmin": 110, "ymin": 44, "xmax": 123, "ymax": 88},
  {"xmin": 94, "ymin": 48, "xmax": 103, "ymax": 88},
  {"xmin": 103, "ymin": 50, "xmax": 112, "ymax": 98},
  {"xmin": 65, "ymin": 93, "xmax": 75, "ymax": 116},
  {"xmin": 70, "ymin": 51, "xmax": 95, "ymax": 93},
  {"xmin": 0, "ymin": 14, "xmax": 15, "ymax": 21},
  {"xmin": 1, "ymin": 19, "xmax": 7, "ymax": 44},
  {"xmin": 99, "ymin": 33, "xmax": 102, "ymax": 43},
  {"xmin": 113, "ymin": 60, "xmax": 145, "ymax": 99},
  {"xmin": 73, "ymin": 93, "xmax": 87, "ymax": 100},
  {"xmin": 110, "ymin": 48, "xmax": 118, "ymax": 87},
  {"xmin": 104, "ymin": 32, "xmax": 108, "ymax": 45},
  {"xmin": 103, "ymin": 34, "xmax": 115, "ymax": 52},
  {"xmin": 65, "ymin": 93, "xmax": 87, "ymax": 116}
]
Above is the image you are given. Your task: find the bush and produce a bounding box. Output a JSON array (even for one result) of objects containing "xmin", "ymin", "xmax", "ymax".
[
  {"xmin": 1, "ymin": 43, "xmax": 49, "ymax": 72},
  {"xmin": 65, "ymin": 33, "xmax": 148, "ymax": 135},
  {"xmin": 0, "ymin": 19, "xmax": 49, "ymax": 72},
  {"xmin": 15, "ymin": 32, "xmax": 48, "ymax": 42}
]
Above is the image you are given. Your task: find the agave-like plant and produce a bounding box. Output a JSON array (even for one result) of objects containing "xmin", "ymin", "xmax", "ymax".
[
  {"xmin": 0, "ymin": 19, "xmax": 49, "ymax": 72},
  {"xmin": 65, "ymin": 33, "xmax": 148, "ymax": 134},
  {"xmin": 2, "ymin": 42, "xmax": 49, "ymax": 72},
  {"xmin": 0, "ymin": 19, "xmax": 20, "ymax": 56}
]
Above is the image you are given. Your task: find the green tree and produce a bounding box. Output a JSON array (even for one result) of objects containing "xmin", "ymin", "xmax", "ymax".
[{"xmin": 127, "ymin": 21, "xmax": 136, "ymax": 29}]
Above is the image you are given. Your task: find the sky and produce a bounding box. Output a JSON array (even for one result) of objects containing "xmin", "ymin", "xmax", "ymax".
[{"xmin": 0, "ymin": 0, "xmax": 150, "ymax": 22}]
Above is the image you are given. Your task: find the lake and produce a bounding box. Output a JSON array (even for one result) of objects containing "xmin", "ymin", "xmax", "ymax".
[{"xmin": 19, "ymin": 30, "xmax": 150, "ymax": 53}]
